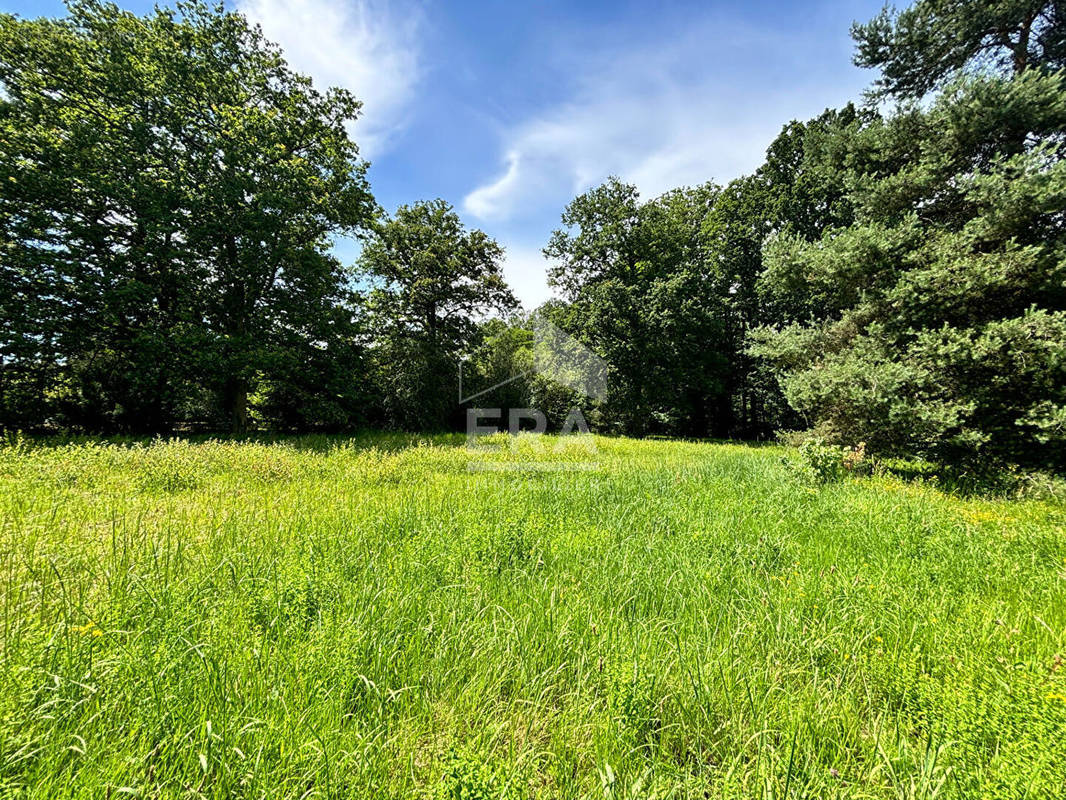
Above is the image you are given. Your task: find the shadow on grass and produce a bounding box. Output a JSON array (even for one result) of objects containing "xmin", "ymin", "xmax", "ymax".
[
  {"xmin": 2, "ymin": 429, "xmax": 468, "ymax": 454},
  {"xmin": 876, "ymin": 457, "xmax": 1066, "ymax": 501}
]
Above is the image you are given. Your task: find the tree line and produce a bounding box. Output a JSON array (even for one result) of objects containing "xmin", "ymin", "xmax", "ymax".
[{"xmin": 2, "ymin": 0, "xmax": 1064, "ymax": 470}]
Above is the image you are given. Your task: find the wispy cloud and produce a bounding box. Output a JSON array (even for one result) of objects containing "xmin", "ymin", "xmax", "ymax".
[
  {"xmin": 465, "ymin": 152, "xmax": 524, "ymax": 220},
  {"xmin": 499, "ymin": 241, "xmax": 554, "ymax": 310},
  {"xmin": 237, "ymin": 0, "xmax": 421, "ymax": 159},
  {"xmin": 463, "ymin": 17, "xmax": 862, "ymax": 222}
]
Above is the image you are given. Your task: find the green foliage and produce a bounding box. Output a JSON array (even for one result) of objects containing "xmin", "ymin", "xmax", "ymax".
[
  {"xmin": 0, "ymin": 435, "xmax": 1064, "ymax": 796},
  {"xmin": 360, "ymin": 199, "xmax": 517, "ymax": 431},
  {"xmin": 0, "ymin": 0, "xmax": 375, "ymax": 433},
  {"xmin": 3, "ymin": 0, "xmax": 1064, "ymax": 478},
  {"xmin": 752, "ymin": 70, "xmax": 1066, "ymax": 469},
  {"xmin": 853, "ymin": 0, "xmax": 1065, "ymax": 98},
  {"xmin": 541, "ymin": 106, "xmax": 862, "ymax": 440},
  {"xmin": 461, "ymin": 314, "xmax": 537, "ymax": 423},
  {"xmin": 545, "ymin": 179, "xmax": 732, "ymax": 436},
  {"xmin": 703, "ymin": 106, "xmax": 864, "ymax": 436},
  {"xmin": 437, "ymin": 751, "xmax": 524, "ymax": 800},
  {"xmin": 788, "ymin": 439, "xmax": 870, "ymax": 484},
  {"xmin": 604, "ymin": 662, "xmax": 663, "ymax": 749}
]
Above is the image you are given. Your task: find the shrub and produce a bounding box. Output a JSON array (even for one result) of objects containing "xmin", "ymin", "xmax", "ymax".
[{"xmin": 790, "ymin": 439, "xmax": 869, "ymax": 484}]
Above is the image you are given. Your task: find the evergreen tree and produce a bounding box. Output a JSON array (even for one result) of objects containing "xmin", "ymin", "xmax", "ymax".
[
  {"xmin": 853, "ymin": 0, "xmax": 1065, "ymax": 98},
  {"xmin": 753, "ymin": 15, "xmax": 1066, "ymax": 466}
]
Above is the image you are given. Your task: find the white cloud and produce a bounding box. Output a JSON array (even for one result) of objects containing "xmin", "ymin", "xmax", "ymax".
[
  {"xmin": 500, "ymin": 242, "xmax": 554, "ymax": 310},
  {"xmin": 463, "ymin": 19, "xmax": 863, "ymax": 222},
  {"xmin": 465, "ymin": 151, "xmax": 522, "ymax": 220},
  {"xmin": 237, "ymin": 0, "xmax": 421, "ymax": 159}
]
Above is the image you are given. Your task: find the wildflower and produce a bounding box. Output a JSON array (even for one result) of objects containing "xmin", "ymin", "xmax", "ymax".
[
  {"xmin": 73, "ymin": 622, "xmax": 103, "ymax": 637},
  {"xmin": 875, "ymin": 636, "xmax": 883, "ymax": 643},
  {"xmin": 1046, "ymin": 693, "xmax": 1066, "ymax": 703}
]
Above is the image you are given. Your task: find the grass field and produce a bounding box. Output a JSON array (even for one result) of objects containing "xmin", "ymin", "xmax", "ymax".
[{"xmin": 0, "ymin": 434, "xmax": 1064, "ymax": 799}]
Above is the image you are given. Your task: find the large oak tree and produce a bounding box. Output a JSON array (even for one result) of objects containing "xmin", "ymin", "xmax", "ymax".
[{"xmin": 0, "ymin": 0, "xmax": 375, "ymax": 432}]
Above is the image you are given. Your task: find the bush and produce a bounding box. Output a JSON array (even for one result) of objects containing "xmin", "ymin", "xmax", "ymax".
[{"xmin": 790, "ymin": 439, "xmax": 868, "ymax": 484}]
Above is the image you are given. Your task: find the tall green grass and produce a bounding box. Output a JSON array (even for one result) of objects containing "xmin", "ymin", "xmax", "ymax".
[{"xmin": 0, "ymin": 434, "xmax": 1063, "ymax": 798}]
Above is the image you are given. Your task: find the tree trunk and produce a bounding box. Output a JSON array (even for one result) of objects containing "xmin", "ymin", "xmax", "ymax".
[
  {"xmin": 222, "ymin": 234, "xmax": 250, "ymax": 434},
  {"xmin": 1013, "ymin": 11, "xmax": 1036, "ymax": 74},
  {"xmin": 226, "ymin": 377, "xmax": 249, "ymax": 434}
]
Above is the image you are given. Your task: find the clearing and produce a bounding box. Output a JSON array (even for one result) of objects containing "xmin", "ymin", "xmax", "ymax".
[{"xmin": 1, "ymin": 435, "xmax": 1064, "ymax": 798}]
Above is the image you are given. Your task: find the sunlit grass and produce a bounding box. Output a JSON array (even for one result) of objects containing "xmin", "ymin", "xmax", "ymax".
[{"xmin": 0, "ymin": 434, "xmax": 1064, "ymax": 798}]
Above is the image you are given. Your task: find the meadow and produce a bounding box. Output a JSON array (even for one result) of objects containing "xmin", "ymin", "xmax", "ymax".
[{"xmin": 0, "ymin": 434, "xmax": 1064, "ymax": 799}]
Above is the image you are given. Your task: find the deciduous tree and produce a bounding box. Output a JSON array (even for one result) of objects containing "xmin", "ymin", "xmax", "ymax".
[{"xmin": 360, "ymin": 199, "xmax": 517, "ymax": 429}]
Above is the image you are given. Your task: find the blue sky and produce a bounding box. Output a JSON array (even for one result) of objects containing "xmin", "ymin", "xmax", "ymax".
[{"xmin": 3, "ymin": 0, "xmax": 887, "ymax": 306}]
